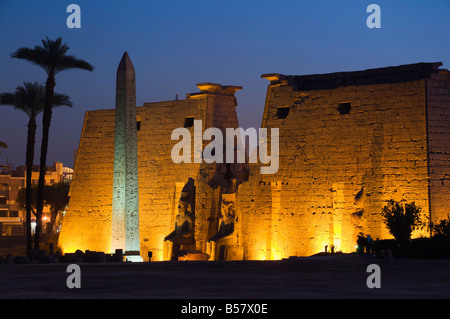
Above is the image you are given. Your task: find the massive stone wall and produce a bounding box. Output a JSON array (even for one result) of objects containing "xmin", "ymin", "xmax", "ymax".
[
  {"xmin": 427, "ymin": 70, "xmax": 450, "ymax": 223},
  {"xmin": 58, "ymin": 109, "xmax": 115, "ymax": 253},
  {"xmin": 136, "ymin": 97, "xmax": 202, "ymax": 261},
  {"xmin": 59, "ymin": 62, "xmax": 450, "ymax": 261},
  {"xmin": 237, "ymin": 63, "xmax": 449, "ymax": 258},
  {"xmin": 59, "ymin": 82, "xmax": 244, "ymax": 261}
]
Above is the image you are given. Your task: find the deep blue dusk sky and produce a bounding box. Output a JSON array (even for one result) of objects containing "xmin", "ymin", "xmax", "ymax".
[{"xmin": 0, "ymin": 0, "xmax": 449, "ymax": 168}]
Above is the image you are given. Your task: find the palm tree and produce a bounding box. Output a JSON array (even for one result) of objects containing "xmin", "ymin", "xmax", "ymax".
[
  {"xmin": 11, "ymin": 37, "xmax": 93, "ymax": 249},
  {"xmin": 0, "ymin": 141, "xmax": 7, "ymax": 153},
  {"xmin": 0, "ymin": 82, "xmax": 72, "ymax": 252}
]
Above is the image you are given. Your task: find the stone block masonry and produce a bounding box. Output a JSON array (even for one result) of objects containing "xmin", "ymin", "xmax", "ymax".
[
  {"xmin": 59, "ymin": 60, "xmax": 450, "ymax": 261},
  {"xmin": 58, "ymin": 53, "xmax": 247, "ymax": 260},
  {"xmin": 427, "ymin": 70, "xmax": 450, "ymax": 223},
  {"xmin": 236, "ymin": 62, "xmax": 449, "ymax": 258}
]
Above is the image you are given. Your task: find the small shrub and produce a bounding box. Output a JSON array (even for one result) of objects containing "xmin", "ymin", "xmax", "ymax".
[
  {"xmin": 381, "ymin": 200, "xmax": 423, "ymax": 242},
  {"xmin": 431, "ymin": 214, "xmax": 450, "ymax": 239}
]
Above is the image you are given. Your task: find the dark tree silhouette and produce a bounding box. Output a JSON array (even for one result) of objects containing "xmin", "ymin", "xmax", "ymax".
[
  {"xmin": 382, "ymin": 200, "xmax": 422, "ymax": 242},
  {"xmin": 11, "ymin": 37, "xmax": 93, "ymax": 249},
  {"xmin": 0, "ymin": 82, "xmax": 71, "ymax": 251}
]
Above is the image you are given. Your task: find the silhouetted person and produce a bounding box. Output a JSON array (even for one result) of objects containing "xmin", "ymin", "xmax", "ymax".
[
  {"xmin": 357, "ymin": 233, "xmax": 365, "ymax": 255},
  {"xmin": 366, "ymin": 234, "xmax": 373, "ymax": 256}
]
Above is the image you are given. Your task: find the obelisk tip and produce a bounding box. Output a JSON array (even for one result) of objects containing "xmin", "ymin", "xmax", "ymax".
[{"xmin": 117, "ymin": 51, "xmax": 135, "ymax": 73}]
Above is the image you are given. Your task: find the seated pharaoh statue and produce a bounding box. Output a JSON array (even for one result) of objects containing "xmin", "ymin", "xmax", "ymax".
[
  {"xmin": 164, "ymin": 178, "xmax": 195, "ymax": 260},
  {"xmin": 207, "ymin": 177, "xmax": 238, "ymax": 260},
  {"xmin": 208, "ymin": 188, "xmax": 236, "ymax": 242}
]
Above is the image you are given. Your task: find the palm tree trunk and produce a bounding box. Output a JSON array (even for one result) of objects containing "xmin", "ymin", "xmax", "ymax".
[
  {"xmin": 49, "ymin": 207, "xmax": 58, "ymax": 234},
  {"xmin": 25, "ymin": 116, "xmax": 37, "ymax": 252},
  {"xmin": 35, "ymin": 75, "xmax": 55, "ymax": 250}
]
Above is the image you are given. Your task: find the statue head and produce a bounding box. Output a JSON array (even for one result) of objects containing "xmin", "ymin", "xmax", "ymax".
[
  {"xmin": 221, "ymin": 193, "xmax": 235, "ymax": 225},
  {"xmin": 178, "ymin": 193, "xmax": 192, "ymax": 217},
  {"xmin": 177, "ymin": 178, "xmax": 195, "ymax": 217}
]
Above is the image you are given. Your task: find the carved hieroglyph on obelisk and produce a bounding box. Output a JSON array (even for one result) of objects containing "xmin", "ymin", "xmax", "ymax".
[{"xmin": 111, "ymin": 52, "xmax": 141, "ymax": 261}]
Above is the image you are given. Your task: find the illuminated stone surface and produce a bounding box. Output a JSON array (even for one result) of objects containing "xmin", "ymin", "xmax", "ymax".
[
  {"xmin": 59, "ymin": 62, "xmax": 450, "ymax": 260},
  {"xmin": 58, "ymin": 78, "xmax": 246, "ymax": 260},
  {"xmin": 239, "ymin": 62, "xmax": 450, "ymax": 258},
  {"xmin": 111, "ymin": 52, "xmax": 140, "ymax": 256}
]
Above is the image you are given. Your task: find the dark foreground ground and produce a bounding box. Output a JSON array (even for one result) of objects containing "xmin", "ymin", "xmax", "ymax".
[{"xmin": 0, "ymin": 254, "xmax": 449, "ymax": 299}]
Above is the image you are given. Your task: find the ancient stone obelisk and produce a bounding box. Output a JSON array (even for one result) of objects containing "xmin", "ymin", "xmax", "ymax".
[{"xmin": 111, "ymin": 52, "xmax": 141, "ymax": 261}]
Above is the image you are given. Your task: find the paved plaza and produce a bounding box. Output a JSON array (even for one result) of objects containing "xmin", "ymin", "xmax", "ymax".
[{"xmin": 0, "ymin": 255, "xmax": 449, "ymax": 299}]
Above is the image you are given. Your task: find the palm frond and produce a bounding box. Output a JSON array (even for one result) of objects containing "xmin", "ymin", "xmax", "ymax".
[
  {"xmin": 53, "ymin": 93, "xmax": 73, "ymax": 108},
  {"xmin": 56, "ymin": 55, "xmax": 94, "ymax": 74},
  {"xmin": 0, "ymin": 93, "xmax": 18, "ymax": 107},
  {"xmin": 11, "ymin": 47, "xmax": 51, "ymax": 74},
  {"xmin": 0, "ymin": 82, "xmax": 43, "ymax": 117},
  {"xmin": 11, "ymin": 36, "xmax": 93, "ymax": 76},
  {"xmin": 0, "ymin": 82, "xmax": 72, "ymax": 116}
]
